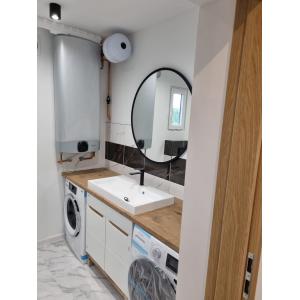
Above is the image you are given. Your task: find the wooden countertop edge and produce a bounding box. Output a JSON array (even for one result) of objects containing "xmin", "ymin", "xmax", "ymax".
[
  {"xmin": 62, "ymin": 168, "xmax": 109, "ymax": 176},
  {"xmin": 130, "ymin": 219, "xmax": 180, "ymax": 252},
  {"xmin": 62, "ymin": 168, "xmax": 182, "ymax": 252}
]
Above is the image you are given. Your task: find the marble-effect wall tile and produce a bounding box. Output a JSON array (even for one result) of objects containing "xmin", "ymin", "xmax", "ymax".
[
  {"xmin": 123, "ymin": 125, "xmax": 136, "ymax": 147},
  {"xmin": 144, "ymin": 158, "xmax": 170, "ymax": 181},
  {"xmin": 105, "ymin": 142, "xmax": 124, "ymax": 164},
  {"xmin": 124, "ymin": 146, "xmax": 145, "ymax": 169},
  {"xmin": 169, "ymin": 181, "xmax": 185, "ymax": 199},
  {"xmin": 144, "ymin": 172, "xmax": 171, "ymax": 193},
  {"xmin": 106, "ymin": 123, "xmax": 126, "ymax": 145},
  {"xmin": 170, "ymin": 158, "xmax": 186, "ymax": 186},
  {"xmin": 106, "ymin": 122, "xmax": 135, "ymax": 148}
]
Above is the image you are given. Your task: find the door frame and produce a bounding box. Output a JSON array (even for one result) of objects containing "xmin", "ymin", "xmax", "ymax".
[{"xmin": 205, "ymin": 0, "xmax": 262, "ymax": 299}]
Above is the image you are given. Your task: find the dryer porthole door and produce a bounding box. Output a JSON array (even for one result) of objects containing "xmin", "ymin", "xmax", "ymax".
[{"xmin": 64, "ymin": 194, "xmax": 81, "ymax": 237}]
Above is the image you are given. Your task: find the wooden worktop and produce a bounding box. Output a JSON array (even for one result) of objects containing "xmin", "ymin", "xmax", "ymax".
[{"xmin": 62, "ymin": 168, "xmax": 182, "ymax": 252}]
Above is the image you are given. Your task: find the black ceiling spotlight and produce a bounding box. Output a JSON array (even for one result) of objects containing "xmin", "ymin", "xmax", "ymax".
[{"xmin": 49, "ymin": 3, "xmax": 61, "ymax": 21}]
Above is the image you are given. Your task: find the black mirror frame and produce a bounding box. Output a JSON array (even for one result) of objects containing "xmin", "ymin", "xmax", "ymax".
[{"xmin": 131, "ymin": 67, "xmax": 192, "ymax": 165}]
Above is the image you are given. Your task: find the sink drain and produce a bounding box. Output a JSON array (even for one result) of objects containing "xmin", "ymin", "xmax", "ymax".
[{"xmin": 124, "ymin": 197, "xmax": 129, "ymax": 202}]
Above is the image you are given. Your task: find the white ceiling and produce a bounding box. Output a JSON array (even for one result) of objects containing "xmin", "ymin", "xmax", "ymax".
[{"xmin": 37, "ymin": 0, "xmax": 198, "ymax": 36}]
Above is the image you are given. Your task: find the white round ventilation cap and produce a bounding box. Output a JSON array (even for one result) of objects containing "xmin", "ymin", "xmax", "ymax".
[{"xmin": 103, "ymin": 33, "xmax": 132, "ymax": 63}]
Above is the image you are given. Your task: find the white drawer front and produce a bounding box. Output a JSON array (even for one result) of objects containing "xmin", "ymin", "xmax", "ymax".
[
  {"xmin": 87, "ymin": 193, "xmax": 132, "ymax": 234},
  {"xmin": 87, "ymin": 193, "xmax": 110, "ymax": 217},
  {"xmin": 109, "ymin": 209, "xmax": 133, "ymax": 236}
]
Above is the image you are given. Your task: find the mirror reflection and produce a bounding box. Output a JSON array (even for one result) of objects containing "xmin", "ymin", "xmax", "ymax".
[{"xmin": 132, "ymin": 69, "xmax": 192, "ymax": 163}]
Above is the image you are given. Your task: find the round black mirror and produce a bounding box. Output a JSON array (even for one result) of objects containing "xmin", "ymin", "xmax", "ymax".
[{"xmin": 131, "ymin": 68, "xmax": 192, "ymax": 164}]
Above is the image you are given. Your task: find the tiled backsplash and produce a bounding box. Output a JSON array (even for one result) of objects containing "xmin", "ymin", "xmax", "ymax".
[{"xmin": 105, "ymin": 141, "xmax": 186, "ymax": 186}]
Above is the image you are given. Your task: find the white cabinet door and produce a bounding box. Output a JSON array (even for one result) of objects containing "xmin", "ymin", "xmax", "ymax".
[
  {"xmin": 105, "ymin": 247, "xmax": 130, "ymax": 296},
  {"xmin": 86, "ymin": 193, "xmax": 133, "ymax": 297},
  {"xmin": 105, "ymin": 219, "xmax": 132, "ymax": 296},
  {"xmin": 86, "ymin": 197, "xmax": 106, "ymax": 269}
]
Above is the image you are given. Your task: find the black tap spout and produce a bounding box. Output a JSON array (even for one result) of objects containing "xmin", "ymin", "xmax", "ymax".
[{"xmin": 129, "ymin": 169, "xmax": 145, "ymax": 186}]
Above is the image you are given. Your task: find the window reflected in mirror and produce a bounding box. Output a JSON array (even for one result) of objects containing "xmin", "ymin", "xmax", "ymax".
[{"xmin": 169, "ymin": 87, "xmax": 187, "ymax": 130}]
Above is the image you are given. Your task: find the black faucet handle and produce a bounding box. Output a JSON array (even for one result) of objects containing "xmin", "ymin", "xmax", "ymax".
[
  {"xmin": 129, "ymin": 168, "xmax": 144, "ymax": 175},
  {"xmin": 129, "ymin": 171, "xmax": 140, "ymax": 175}
]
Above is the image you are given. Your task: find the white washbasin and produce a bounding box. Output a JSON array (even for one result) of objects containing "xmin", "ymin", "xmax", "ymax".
[{"xmin": 88, "ymin": 175, "xmax": 174, "ymax": 215}]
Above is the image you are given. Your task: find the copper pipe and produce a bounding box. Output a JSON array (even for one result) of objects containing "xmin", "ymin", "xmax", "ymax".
[
  {"xmin": 79, "ymin": 152, "xmax": 95, "ymax": 161},
  {"xmin": 57, "ymin": 152, "xmax": 73, "ymax": 164},
  {"xmin": 101, "ymin": 57, "xmax": 109, "ymax": 69}
]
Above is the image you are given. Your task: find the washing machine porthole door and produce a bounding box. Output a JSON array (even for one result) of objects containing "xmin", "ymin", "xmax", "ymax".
[
  {"xmin": 128, "ymin": 257, "xmax": 176, "ymax": 300},
  {"xmin": 64, "ymin": 194, "xmax": 81, "ymax": 237}
]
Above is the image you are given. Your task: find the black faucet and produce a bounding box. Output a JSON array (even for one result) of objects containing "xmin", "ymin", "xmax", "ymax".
[{"xmin": 129, "ymin": 168, "xmax": 145, "ymax": 186}]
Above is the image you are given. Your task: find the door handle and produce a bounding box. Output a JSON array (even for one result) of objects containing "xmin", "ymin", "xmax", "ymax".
[
  {"xmin": 88, "ymin": 205, "xmax": 104, "ymax": 218},
  {"xmin": 109, "ymin": 221, "xmax": 128, "ymax": 237}
]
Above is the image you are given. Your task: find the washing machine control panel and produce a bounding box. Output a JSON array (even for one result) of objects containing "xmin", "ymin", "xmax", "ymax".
[
  {"xmin": 69, "ymin": 182, "xmax": 77, "ymax": 195},
  {"xmin": 149, "ymin": 241, "xmax": 178, "ymax": 274},
  {"xmin": 151, "ymin": 247, "xmax": 162, "ymax": 260},
  {"xmin": 166, "ymin": 253, "xmax": 179, "ymax": 275},
  {"xmin": 65, "ymin": 180, "xmax": 86, "ymax": 203}
]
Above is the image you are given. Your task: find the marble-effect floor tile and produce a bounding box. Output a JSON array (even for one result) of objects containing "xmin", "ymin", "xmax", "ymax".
[{"xmin": 38, "ymin": 238, "xmax": 123, "ymax": 300}]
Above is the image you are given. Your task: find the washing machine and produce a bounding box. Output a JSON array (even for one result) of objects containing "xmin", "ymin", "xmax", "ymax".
[
  {"xmin": 64, "ymin": 179, "xmax": 88, "ymax": 263},
  {"xmin": 129, "ymin": 225, "xmax": 179, "ymax": 300}
]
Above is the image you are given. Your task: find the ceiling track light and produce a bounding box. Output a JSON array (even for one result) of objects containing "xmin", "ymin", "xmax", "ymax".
[{"xmin": 50, "ymin": 3, "xmax": 61, "ymax": 21}]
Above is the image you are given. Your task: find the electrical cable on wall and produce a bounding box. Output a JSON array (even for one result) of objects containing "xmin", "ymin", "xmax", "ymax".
[{"xmin": 107, "ymin": 61, "xmax": 112, "ymax": 121}]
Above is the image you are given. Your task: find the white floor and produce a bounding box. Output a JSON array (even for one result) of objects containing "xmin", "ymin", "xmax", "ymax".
[{"xmin": 38, "ymin": 238, "xmax": 123, "ymax": 300}]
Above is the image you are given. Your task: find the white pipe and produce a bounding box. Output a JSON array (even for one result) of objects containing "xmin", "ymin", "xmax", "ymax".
[{"xmin": 37, "ymin": 17, "xmax": 102, "ymax": 44}]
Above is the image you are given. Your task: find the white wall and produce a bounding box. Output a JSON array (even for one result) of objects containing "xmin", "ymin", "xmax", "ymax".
[
  {"xmin": 106, "ymin": 9, "xmax": 199, "ymax": 198},
  {"xmin": 109, "ymin": 9, "xmax": 198, "ymax": 128},
  {"xmin": 176, "ymin": 0, "xmax": 236, "ymax": 299},
  {"xmin": 37, "ymin": 28, "xmax": 106, "ymax": 242}
]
